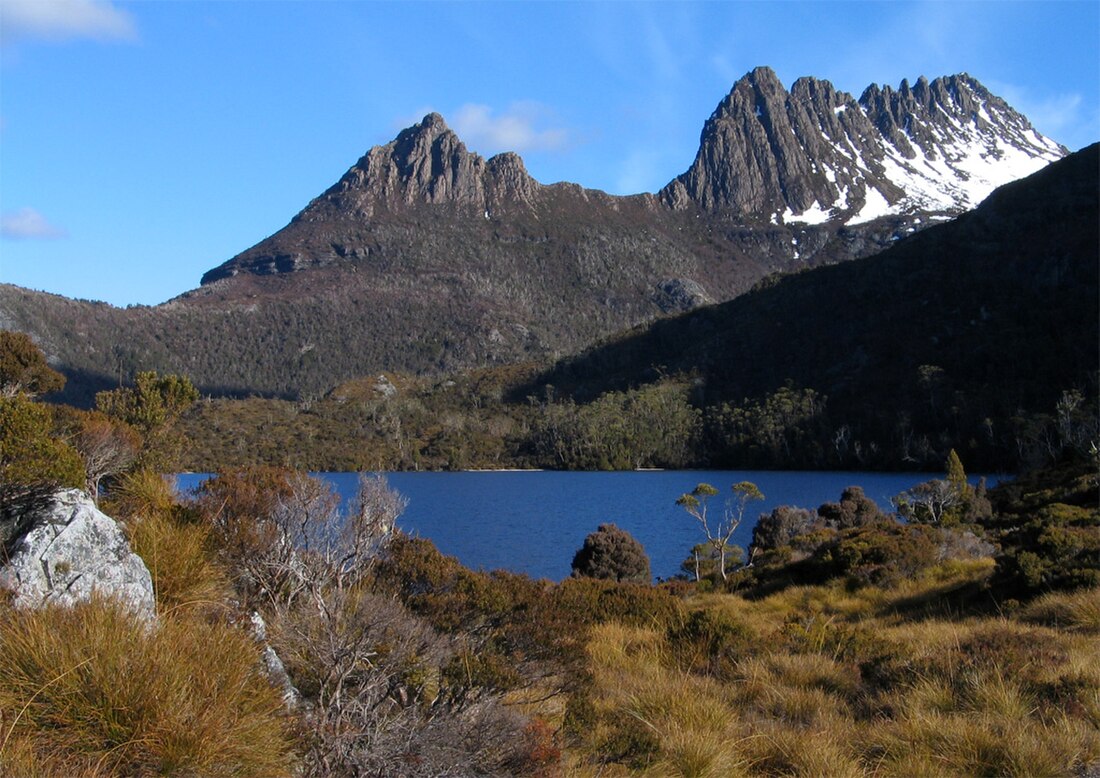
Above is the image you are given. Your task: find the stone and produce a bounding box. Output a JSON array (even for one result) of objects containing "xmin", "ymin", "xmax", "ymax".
[
  {"xmin": 661, "ymin": 67, "xmax": 1064, "ymax": 219},
  {"xmin": 249, "ymin": 610, "xmax": 301, "ymax": 709},
  {"xmin": 0, "ymin": 488, "xmax": 155, "ymax": 619},
  {"xmin": 652, "ymin": 278, "xmax": 712, "ymax": 313}
]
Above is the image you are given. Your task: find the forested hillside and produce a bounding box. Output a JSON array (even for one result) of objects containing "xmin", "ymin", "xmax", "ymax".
[
  {"xmin": 518, "ymin": 144, "xmax": 1099, "ymax": 470},
  {"xmin": 174, "ymin": 145, "xmax": 1098, "ymax": 473}
]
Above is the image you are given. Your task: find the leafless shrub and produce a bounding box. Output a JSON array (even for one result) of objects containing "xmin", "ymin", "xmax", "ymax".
[{"xmin": 253, "ymin": 474, "xmax": 538, "ymax": 776}]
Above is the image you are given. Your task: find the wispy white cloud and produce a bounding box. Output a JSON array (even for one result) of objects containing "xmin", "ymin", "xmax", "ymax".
[
  {"xmin": 1, "ymin": 207, "xmax": 67, "ymax": 239},
  {"xmin": 986, "ymin": 81, "xmax": 1095, "ymax": 149},
  {"xmin": 451, "ymin": 102, "xmax": 570, "ymax": 155},
  {"xmin": 1, "ymin": 0, "xmax": 137, "ymax": 45}
]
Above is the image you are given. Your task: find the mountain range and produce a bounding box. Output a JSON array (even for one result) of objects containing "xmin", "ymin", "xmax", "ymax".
[
  {"xmin": 519, "ymin": 142, "xmax": 1098, "ymax": 468},
  {"xmin": 0, "ymin": 68, "xmax": 1069, "ymax": 404}
]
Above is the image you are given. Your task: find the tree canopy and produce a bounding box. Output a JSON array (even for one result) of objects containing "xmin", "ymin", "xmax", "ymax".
[{"xmin": 0, "ymin": 330, "xmax": 65, "ymax": 397}]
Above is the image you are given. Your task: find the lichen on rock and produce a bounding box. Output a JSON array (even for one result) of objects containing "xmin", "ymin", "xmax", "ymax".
[{"xmin": 0, "ymin": 488, "xmax": 155, "ymax": 619}]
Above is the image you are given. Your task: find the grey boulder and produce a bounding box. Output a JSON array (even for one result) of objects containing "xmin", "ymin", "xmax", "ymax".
[{"xmin": 0, "ymin": 488, "xmax": 155, "ymax": 619}]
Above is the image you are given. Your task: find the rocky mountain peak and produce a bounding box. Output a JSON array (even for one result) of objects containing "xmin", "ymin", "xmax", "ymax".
[
  {"xmin": 660, "ymin": 68, "xmax": 878, "ymax": 217},
  {"xmin": 662, "ymin": 69, "xmax": 1066, "ymax": 224},
  {"xmin": 293, "ymin": 112, "xmax": 542, "ymax": 221},
  {"xmin": 201, "ymin": 113, "xmax": 544, "ymax": 284},
  {"xmin": 200, "ymin": 69, "xmax": 1066, "ymax": 288}
]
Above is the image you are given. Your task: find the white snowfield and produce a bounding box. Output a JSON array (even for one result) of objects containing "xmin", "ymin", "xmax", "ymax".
[{"xmin": 781, "ymin": 84, "xmax": 1065, "ymax": 227}]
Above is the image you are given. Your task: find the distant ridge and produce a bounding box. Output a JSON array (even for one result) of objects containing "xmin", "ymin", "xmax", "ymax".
[{"xmin": 0, "ymin": 70, "xmax": 1072, "ymax": 404}]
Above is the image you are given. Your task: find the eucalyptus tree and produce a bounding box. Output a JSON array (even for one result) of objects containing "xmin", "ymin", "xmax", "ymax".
[{"xmin": 676, "ymin": 481, "xmax": 764, "ymax": 582}]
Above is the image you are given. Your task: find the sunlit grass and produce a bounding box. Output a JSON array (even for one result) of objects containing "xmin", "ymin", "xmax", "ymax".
[
  {"xmin": 570, "ymin": 569, "xmax": 1100, "ymax": 776},
  {"xmin": 0, "ymin": 598, "xmax": 295, "ymax": 776},
  {"xmin": 1022, "ymin": 587, "xmax": 1100, "ymax": 633}
]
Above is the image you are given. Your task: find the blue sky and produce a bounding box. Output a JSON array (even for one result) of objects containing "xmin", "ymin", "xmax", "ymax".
[{"xmin": 2, "ymin": 0, "xmax": 1097, "ymax": 307}]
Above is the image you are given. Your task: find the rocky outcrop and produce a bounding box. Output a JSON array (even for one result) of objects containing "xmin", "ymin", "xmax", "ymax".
[
  {"xmin": 662, "ymin": 67, "xmax": 1065, "ymax": 221},
  {"xmin": 250, "ymin": 610, "xmax": 301, "ymax": 709},
  {"xmin": 0, "ymin": 489, "xmax": 155, "ymax": 619},
  {"xmin": 652, "ymin": 278, "xmax": 712, "ymax": 313}
]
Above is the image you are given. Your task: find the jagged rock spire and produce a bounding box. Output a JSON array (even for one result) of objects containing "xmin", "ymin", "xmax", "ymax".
[
  {"xmin": 302, "ymin": 113, "xmax": 540, "ymax": 218},
  {"xmin": 662, "ymin": 68, "xmax": 1066, "ymax": 223}
]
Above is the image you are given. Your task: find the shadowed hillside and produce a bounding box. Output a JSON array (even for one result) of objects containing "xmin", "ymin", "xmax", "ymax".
[{"xmin": 517, "ymin": 144, "xmax": 1099, "ymax": 469}]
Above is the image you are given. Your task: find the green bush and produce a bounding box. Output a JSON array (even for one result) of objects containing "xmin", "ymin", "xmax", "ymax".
[
  {"xmin": 809, "ymin": 522, "xmax": 940, "ymax": 587},
  {"xmin": 751, "ymin": 505, "xmax": 819, "ymax": 554},
  {"xmin": 0, "ymin": 395, "xmax": 85, "ymax": 530},
  {"xmin": 818, "ymin": 485, "xmax": 886, "ymax": 529},
  {"xmin": 571, "ymin": 523, "xmax": 652, "ymax": 583},
  {"xmin": 987, "ymin": 461, "xmax": 1100, "ymax": 595},
  {"xmin": 667, "ymin": 608, "xmax": 759, "ymax": 677}
]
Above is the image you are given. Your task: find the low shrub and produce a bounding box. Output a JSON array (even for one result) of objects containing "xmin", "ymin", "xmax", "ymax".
[
  {"xmin": 809, "ymin": 522, "xmax": 940, "ymax": 587},
  {"xmin": 818, "ymin": 485, "xmax": 886, "ymax": 530},
  {"xmin": 957, "ymin": 624, "xmax": 1069, "ymax": 679},
  {"xmin": 595, "ymin": 708, "xmax": 662, "ymax": 769},
  {"xmin": 986, "ymin": 461, "xmax": 1100, "ymax": 596},
  {"xmin": 570, "ymin": 523, "xmax": 651, "ymax": 583},
  {"xmin": 554, "ymin": 575, "xmax": 684, "ymax": 631},
  {"xmin": 667, "ymin": 608, "xmax": 759, "ymax": 677},
  {"xmin": 0, "ymin": 394, "xmax": 84, "ymax": 524},
  {"xmin": 750, "ymin": 504, "xmax": 818, "ymax": 555},
  {"xmin": 782, "ymin": 612, "xmax": 889, "ymax": 664}
]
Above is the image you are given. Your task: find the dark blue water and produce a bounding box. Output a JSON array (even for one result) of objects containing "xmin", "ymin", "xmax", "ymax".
[{"xmin": 176, "ymin": 471, "xmax": 991, "ymax": 582}]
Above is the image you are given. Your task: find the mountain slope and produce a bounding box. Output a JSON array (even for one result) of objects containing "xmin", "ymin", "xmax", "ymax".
[
  {"xmin": 521, "ymin": 144, "xmax": 1099, "ymax": 468},
  {"xmin": 0, "ymin": 70, "xmax": 1070, "ymax": 405}
]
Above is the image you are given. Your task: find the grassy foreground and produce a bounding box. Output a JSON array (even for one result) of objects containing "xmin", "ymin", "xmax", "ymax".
[
  {"xmin": 565, "ymin": 562, "xmax": 1099, "ymax": 776},
  {"xmin": 0, "ymin": 460, "xmax": 1096, "ymax": 776}
]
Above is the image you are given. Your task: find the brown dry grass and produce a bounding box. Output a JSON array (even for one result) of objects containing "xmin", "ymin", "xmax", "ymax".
[
  {"xmin": 0, "ymin": 598, "xmax": 295, "ymax": 776},
  {"xmin": 570, "ymin": 565, "xmax": 1100, "ymax": 777}
]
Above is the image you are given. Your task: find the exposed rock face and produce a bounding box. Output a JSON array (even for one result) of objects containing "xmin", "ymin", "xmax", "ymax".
[
  {"xmin": 661, "ymin": 67, "xmax": 1066, "ymax": 222},
  {"xmin": 0, "ymin": 489, "xmax": 155, "ymax": 619},
  {"xmin": 652, "ymin": 278, "xmax": 713, "ymax": 313},
  {"xmin": 309, "ymin": 113, "xmax": 541, "ymax": 215},
  {"xmin": 250, "ymin": 610, "xmax": 301, "ymax": 708},
  {"xmin": 203, "ymin": 114, "xmax": 543, "ymax": 284},
  {"xmin": 0, "ymin": 70, "xmax": 1070, "ymax": 404}
]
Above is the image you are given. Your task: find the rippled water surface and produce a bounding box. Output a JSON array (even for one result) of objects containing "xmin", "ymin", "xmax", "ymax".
[{"xmin": 177, "ymin": 470, "xmax": 993, "ymax": 581}]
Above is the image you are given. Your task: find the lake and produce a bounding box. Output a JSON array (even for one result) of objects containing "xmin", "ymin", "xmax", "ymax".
[{"xmin": 176, "ymin": 470, "xmax": 992, "ymax": 582}]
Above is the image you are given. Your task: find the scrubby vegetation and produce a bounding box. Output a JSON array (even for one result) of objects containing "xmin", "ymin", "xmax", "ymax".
[
  {"xmin": 571, "ymin": 524, "xmax": 652, "ymax": 583},
  {"xmin": 1, "ymin": 334, "xmax": 1098, "ymax": 777},
  {"xmin": 173, "ymin": 362, "xmax": 1098, "ymax": 475}
]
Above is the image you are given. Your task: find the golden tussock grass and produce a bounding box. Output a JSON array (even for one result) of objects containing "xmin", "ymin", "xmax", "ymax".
[
  {"xmin": 127, "ymin": 509, "xmax": 233, "ymax": 616},
  {"xmin": 0, "ymin": 598, "xmax": 295, "ymax": 776},
  {"xmin": 870, "ymin": 710, "xmax": 1100, "ymax": 778},
  {"xmin": 571, "ymin": 569, "xmax": 1100, "ymax": 776},
  {"xmin": 101, "ymin": 468, "xmax": 177, "ymax": 522},
  {"xmin": 101, "ymin": 467, "xmax": 233, "ymax": 616},
  {"xmin": 741, "ymin": 723, "xmax": 863, "ymax": 778},
  {"xmin": 1021, "ymin": 587, "xmax": 1100, "ymax": 633}
]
